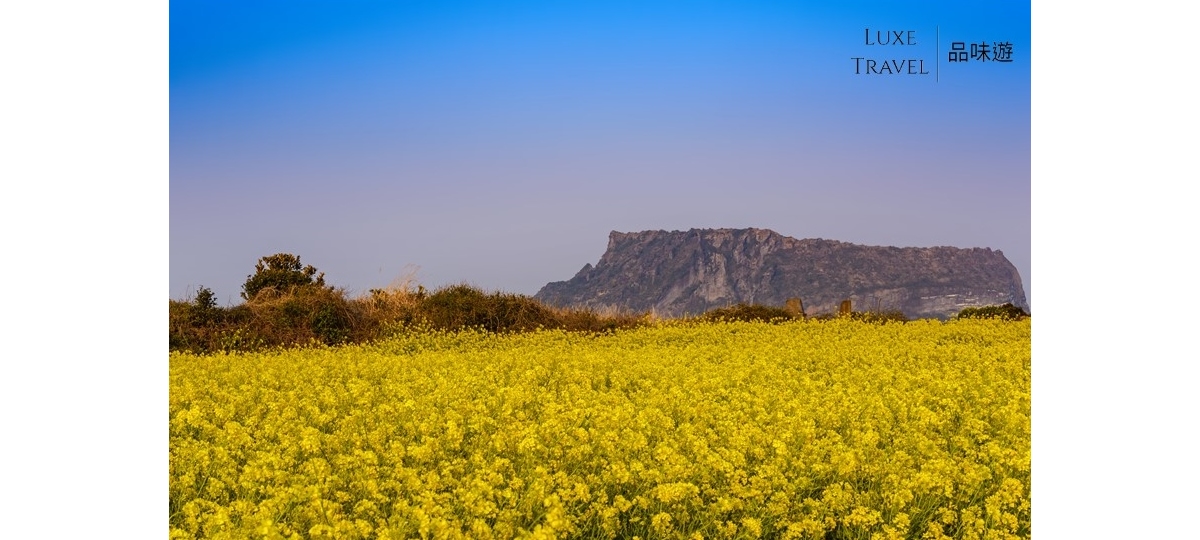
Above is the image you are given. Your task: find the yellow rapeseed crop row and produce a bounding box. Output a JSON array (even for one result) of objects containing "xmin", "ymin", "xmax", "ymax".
[{"xmin": 169, "ymin": 318, "xmax": 1030, "ymax": 539}]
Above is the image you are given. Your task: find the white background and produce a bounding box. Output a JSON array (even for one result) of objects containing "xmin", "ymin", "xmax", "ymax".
[{"xmin": 0, "ymin": 1, "xmax": 1195, "ymax": 536}]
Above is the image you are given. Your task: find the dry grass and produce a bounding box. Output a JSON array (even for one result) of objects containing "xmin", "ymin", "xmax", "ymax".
[{"xmin": 170, "ymin": 282, "xmax": 652, "ymax": 353}]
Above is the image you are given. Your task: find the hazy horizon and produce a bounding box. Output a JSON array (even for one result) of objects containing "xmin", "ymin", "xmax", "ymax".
[{"xmin": 171, "ymin": 1, "xmax": 1031, "ymax": 308}]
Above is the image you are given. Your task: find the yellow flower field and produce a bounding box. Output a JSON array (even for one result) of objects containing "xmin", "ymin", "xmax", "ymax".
[{"xmin": 169, "ymin": 318, "xmax": 1030, "ymax": 539}]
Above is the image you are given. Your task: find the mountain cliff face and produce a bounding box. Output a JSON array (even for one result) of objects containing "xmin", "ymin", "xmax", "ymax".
[{"xmin": 535, "ymin": 228, "xmax": 1028, "ymax": 320}]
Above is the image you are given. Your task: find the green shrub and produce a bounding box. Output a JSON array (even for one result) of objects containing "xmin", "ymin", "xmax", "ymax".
[
  {"xmin": 194, "ymin": 286, "xmax": 218, "ymax": 310},
  {"xmin": 241, "ymin": 253, "xmax": 326, "ymax": 301},
  {"xmin": 553, "ymin": 307, "xmax": 646, "ymax": 333},
  {"xmin": 480, "ymin": 292, "xmax": 559, "ymax": 332},
  {"xmin": 419, "ymin": 284, "xmax": 492, "ymax": 330},
  {"xmin": 847, "ymin": 309, "xmax": 909, "ymax": 324},
  {"xmin": 311, "ymin": 297, "xmax": 352, "ymax": 345},
  {"xmin": 418, "ymin": 284, "xmax": 559, "ymax": 333},
  {"xmin": 169, "ymin": 286, "xmax": 227, "ymax": 351},
  {"xmin": 956, "ymin": 303, "xmax": 1029, "ymax": 321},
  {"xmin": 810, "ymin": 308, "xmax": 909, "ymax": 323},
  {"xmin": 701, "ymin": 303, "xmax": 797, "ymax": 323},
  {"xmin": 245, "ymin": 285, "xmax": 360, "ymax": 346}
]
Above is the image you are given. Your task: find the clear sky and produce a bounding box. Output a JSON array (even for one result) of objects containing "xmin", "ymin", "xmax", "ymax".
[{"xmin": 171, "ymin": 0, "xmax": 1031, "ymax": 307}]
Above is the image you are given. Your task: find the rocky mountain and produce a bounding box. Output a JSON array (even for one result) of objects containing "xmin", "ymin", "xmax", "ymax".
[{"xmin": 535, "ymin": 228, "xmax": 1028, "ymax": 320}]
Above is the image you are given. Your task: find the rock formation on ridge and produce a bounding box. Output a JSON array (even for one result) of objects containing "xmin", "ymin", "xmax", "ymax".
[{"xmin": 535, "ymin": 228, "xmax": 1028, "ymax": 320}]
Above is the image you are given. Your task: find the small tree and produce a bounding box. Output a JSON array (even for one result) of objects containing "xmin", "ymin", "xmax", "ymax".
[
  {"xmin": 191, "ymin": 285, "xmax": 221, "ymax": 325},
  {"xmin": 241, "ymin": 253, "xmax": 326, "ymax": 301},
  {"xmin": 194, "ymin": 286, "xmax": 218, "ymax": 310}
]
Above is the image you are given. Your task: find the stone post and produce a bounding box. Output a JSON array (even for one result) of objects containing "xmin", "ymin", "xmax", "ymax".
[{"xmin": 785, "ymin": 297, "xmax": 804, "ymax": 319}]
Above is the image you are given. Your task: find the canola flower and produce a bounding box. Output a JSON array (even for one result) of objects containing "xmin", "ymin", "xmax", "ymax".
[{"xmin": 170, "ymin": 318, "xmax": 1030, "ymax": 539}]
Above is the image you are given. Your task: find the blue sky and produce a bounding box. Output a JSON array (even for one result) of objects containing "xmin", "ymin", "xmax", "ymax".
[{"xmin": 171, "ymin": 1, "xmax": 1031, "ymax": 306}]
